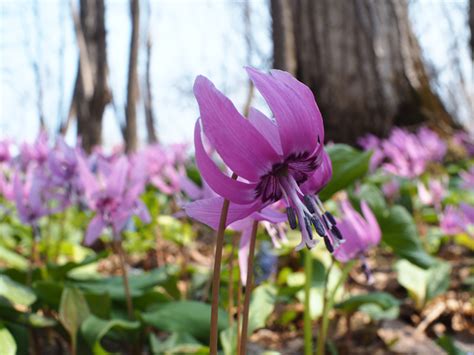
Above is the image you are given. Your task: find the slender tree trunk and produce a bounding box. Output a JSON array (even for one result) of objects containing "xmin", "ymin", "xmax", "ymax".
[
  {"xmin": 70, "ymin": 0, "xmax": 111, "ymax": 153},
  {"xmin": 124, "ymin": 0, "xmax": 140, "ymax": 153},
  {"xmin": 143, "ymin": 0, "xmax": 158, "ymax": 144},
  {"xmin": 470, "ymin": 0, "xmax": 474, "ymax": 59},
  {"xmin": 272, "ymin": 0, "xmax": 456, "ymax": 144},
  {"xmin": 271, "ymin": 0, "xmax": 296, "ymax": 75}
]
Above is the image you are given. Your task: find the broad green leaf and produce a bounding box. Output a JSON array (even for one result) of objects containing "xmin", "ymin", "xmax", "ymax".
[
  {"xmin": 142, "ymin": 301, "xmax": 228, "ymax": 342},
  {"xmin": 0, "ymin": 246, "xmax": 28, "ymax": 270},
  {"xmin": 395, "ymin": 259, "xmax": 451, "ymax": 309},
  {"xmin": 355, "ymin": 184, "xmax": 387, "ymax": 215},
  {"xmin": 319, "ymin": 144, "xmax": 372, "ymax": 201},
  {"xmin": 0, "ymin": 324, "xmax": 16, "ymax": 355},
  {"xmin": 0, "ymin": 275, "xmax": 36, "ymax": 307},
  {"xmin": 80, "ymin": 314, "xmax": 140, "ymax": 351},
  {"xmin": 378, "ymin": 206, "xmax": 436, "ymax": 268},
  {"xmin": 335, "ymin": 292, "xmax": 400, "ymax": 314},
  {"xmin": 33, "ymin": 281, "xmax": 63, "ymax": 309},
  {"xmin": 0, "ymin": 298, "xmax": 56, "ymax": 328},
  {"xmin": 149, "ymin": 333, "xmax": 208, "ymax": 355},
  {"xmin": 59, "ymin": 287, "xmax": 91, "ymax": 343},
  {"xmin": 248, "ymin": 284, "xmax": 277, "ymax": 334}
]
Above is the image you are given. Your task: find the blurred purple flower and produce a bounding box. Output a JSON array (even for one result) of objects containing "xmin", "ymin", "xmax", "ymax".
[
  {"xmin": 142, "ymin": 144, "xmax": 181, "ymax": 195},
  {"xmin": 417, "ymin": 127, "xmax": 446, "ymax": 162},
  {"xmin": 185, "ymin": 68, "xmax": 342, "ymax": 251},
  {"xmin": 382, "ymin": 178, "xmax": 400, "ymax": 200},
  {"xmin": 0, "ymin": 140, "xmax": 11, "ymax": 164},
  {"xmin": 440, "ymin": 203, "xmax": 474, "ymax": 236},
  {"xmin": 13, "ymin": 169, "xmax": 49, "ymax": 225},
  {"xmin": 77, "ymin": 155, "xmax": 150, "ymax": 245},
  {"xmin": 358, "ymin": 134, "xmax": 384, "ymax": 171},
  {"xmin": 417, "ymin": 179, "xmax": 446, "ymax": 210},
  {"xmin": 334, "ymin": 200, "xmax": 381, "ymax": 263},
  {"xmin": 18, "ymin": 131, "xmax": 49, "ymax": 170}
]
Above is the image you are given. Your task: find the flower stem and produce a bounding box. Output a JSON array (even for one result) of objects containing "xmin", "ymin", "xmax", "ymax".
[
  {"xmin": 27, "ymin": 225, "xmax": 40, "ymax": 286},
  {"xmin": 228, "ymin": 234, "xmax": 238, "ymax": 327},
  {"xmin": 317, "ymin": 259, "xmax": 355, "ymax": 355},
  {"xmin": 209, "ymin": 198, "xmax": 232, "ymax": 355},
  {"xmin": 239, "ymin": 221, "xmax": 258, "ymax": 355},
  {"xmin": 114, "ymin": 239, "xmax": 134, "ymax": 320},
  {"xmin": 303, "ymin": 248, "xmax": 313, "ymax": 355},
  {"xmin": 236, "ymin": 267, "xmax": 242, "ymax": 355}
]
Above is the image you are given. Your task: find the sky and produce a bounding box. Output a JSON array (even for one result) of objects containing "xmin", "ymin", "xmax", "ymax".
[{"xmin": 0, "ymin": 0, "xmax": 472, "ymax": 149}]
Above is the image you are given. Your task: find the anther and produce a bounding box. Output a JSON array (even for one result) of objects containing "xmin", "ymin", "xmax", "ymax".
[
  {"xmin": 304, "ymin": 216, "xmax": 313, "ymax": 240},
  {"xmin": 324, "ymin": 211, "xmax": 337, "ymax": 226},
  {"xmin": 286, "ymin": 207, "xmax": 297, "ymax": 229},
  {"xmin": 331, "ymin": 226, "xmax": 344, "ymax": 241},
  {"xmin": 323, "ymin": 235, "xmax": 334, "ymax": 253},
  {"xmin": 303, "ymin": 195, "xmax": 315, "ymax": 214},
  {"xmin": 311, "ymin": 216, "xmax": 326, "ymax": 237}
]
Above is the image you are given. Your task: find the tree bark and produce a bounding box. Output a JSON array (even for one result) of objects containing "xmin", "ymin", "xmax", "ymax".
[
  {"xmin": 272, "ymin": 0, "xmax": 456, "ymax": 144},
  {"xmin": 70, "ymin": 0, "xmax": 111, "ymax": 153},
  {"xmin": 124, "ymin": 0, "xmax": 140, "ymax": 153}
]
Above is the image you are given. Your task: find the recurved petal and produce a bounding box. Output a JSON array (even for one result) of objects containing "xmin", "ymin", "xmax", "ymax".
[
  {"xmin": 246, "ymin": 67, "xmax": 321, "ymax": 156},
  {"xmin": 183, "ymin": 196, "xmax": 262, "ymax": 230},
  {"xmin": 194, "ymin": 120, "xmax": 258, "ymax": 204},
  {"xmin": 85, "ymin": 215, "xmax": 105, "ymax": 245},
  {"xmin": 106, "ymin": 156, "xmax": 129, "ymax": 197},
  {"xmin": 248, "ymin": 108, "xmax": 282, "ymax": 155},
  {"xmin": 194, "ymin": 75, "xmax": 280, "ymax": 181},
  {"xmin": 360, "ymin": 201, "xmax": 381, "ymax": 245}
]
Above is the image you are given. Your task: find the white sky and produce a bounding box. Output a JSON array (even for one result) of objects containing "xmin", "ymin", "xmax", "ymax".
[{"xmin": 0, "ymin": 0, "xmax": 472, "ymax": 149}]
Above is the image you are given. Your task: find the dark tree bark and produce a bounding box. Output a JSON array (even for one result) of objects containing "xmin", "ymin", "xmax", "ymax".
[
  {"xmin": 69, "ymin": 0, "xmax": 111, "ymax": 153},
  {"xmin": 124, "ymin": 0, "xmax": 140, "ymax": 153},
  {"xmin": 272, "ymin": 0, "xmax": 456, "ymax": 144}
]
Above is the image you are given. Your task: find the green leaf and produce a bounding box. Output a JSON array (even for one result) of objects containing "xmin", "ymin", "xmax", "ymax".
[
  {"xmin": 149, "ymin": 333, "xmax": 208, "ymax": 355},
  {"xmin": 0, "ymin": 324, "xmax": 16, "ymax": 355},
  {"xmin": 355, "ymin": 184, "xmax": 387, "ymax": 214},
  {"xmin": 33, "ymin": 281, "xmax": 63, "ymax": 309},
  {"xmin": 395, "ymin": 259, "xmax": 451, "ymax": 309},
  {"xmin": 0, "ymin": 246, "xmax": 28, "ymax": 270},
  {"xmin": 80, "ymin": 314, "xmax": 140, "ymax": 350},
  {"xmin": 142, "ymin": 301, "xmax": 228, "ymax": 342},
  {"xmin": 0, "ymin": 275, "xmax": 36, "ymax": 307},
  {"xmin": 378, "ymin": 206, "xmax": 436, "ymax": 268},
  {"xmin": 0, "ymin": 298, "xmax": 56, "ymax": 328},
  {"xmin": 71, "ymin": 265, "xmax": 177, "ymax": 301},
  {"xmin": 336, "ymin": 292, "xmax": 400, "ymax": 314},
  {"xmin": 59, "ymin": 287, "xmax": 91, "ymax": 345},
  {"xmin": 336, "ymin": 292, "xmax": 400, "ymax": 321},
  {"xmin": 319, "ymin": 144, "xmax": 372, "ymax": 201},
  {"xmin": 248, "ymin": 284, "xmax": 277, "ymax": 334},
  {"xmin": 436, "ymin": 335, "xmax": 467, "ymax": 355}
]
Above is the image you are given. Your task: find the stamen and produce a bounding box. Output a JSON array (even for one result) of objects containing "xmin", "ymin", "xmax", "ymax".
[
  {"xmin": 330, "ymin": 226, "xmax": 344, "ymax": 241},
  {"xmin": 324, "ymin": 211, "xmax": 337, "ymax": 226},
  {"xmin": 303, "ymin": 216, "xmax": 313, "ymax": 240},
  {"xmin": 303, "ymin": 195, "xmax": 315, "ymax": 214},
  {"xmin": 323, "ymin": 235, "xmax": 334, "ymax": 253},
  {"xmin": 286, "ymin": 207, "xmax": 298, "ymax": 230},
  {"xmin": 310, "ymin": 215, "xmax": 326, "ymax": 237}
]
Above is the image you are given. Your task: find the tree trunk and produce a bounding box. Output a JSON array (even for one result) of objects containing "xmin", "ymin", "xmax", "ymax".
[
  {"xmin": 470, "ymin": 0, "xmax": 474, "ymax": 59},
  {"xmin": 272, "ymin": 0, "xmax": 456, "ymax": 144},
  {"xmin": 124, "ymin": 0, "xmax": 140, "ymax": 153},
  {"xmin": 71, "ymin": 0, "xmax": 111, "ymax": 153},
  {"xmin": 143, "ymin": 0, "xmax": 158, "ymax": 144}
]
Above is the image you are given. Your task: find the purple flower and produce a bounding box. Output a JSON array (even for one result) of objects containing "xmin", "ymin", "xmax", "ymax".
[
  {"xmin": 142, "ymin": 144, "xmax": 181, "ymax": 195},
  {"xmin": 333, "ymin": 200, "xmax": 381, "ymax": 263},
  {"xmin": 13, "ymin": 169, "xmax": 49, "ymax": 225},
  {"xmin": 417, "ymin": 179, "xmax": 446, "ymax": 210},
  {"xmin": 382, "ymin": 179, "xmax": 400, "ymax": 200},
  {"xmin": 185, "ymin": 68, "xmax": 340, "ymax": 251},
  {"xmin": 417, "ymin": 127, "xmax": 446, "ymax": 163},
  {"xmin": 358, "ymin": 134, "xmax": 384, "ymax": 171},
  {"xmin": 77, "ymin": 155, "xmax": 150, "ymax": 245},
  {"xmin": 18, "ymin": 131, "xmax": 49, "ymax": 170},
  {"xmin": 440, "ymin": 204, "xmax": 474, "ymax": 236},
  {"xmin": 0, "ymin": 140, "xmax": 11, "ymax": 164}
]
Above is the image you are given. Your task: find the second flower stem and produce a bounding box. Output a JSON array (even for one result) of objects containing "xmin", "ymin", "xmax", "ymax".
[
  {"xmin": 303, "ymin": 248, "xmax": 313, "ymax": 355},
  {"xmin": 239, "ymin": 220, "xmax": 258, "ymax": 355},
  {"xmin": 115, "ymin": 239, "xmax": 134, "ymax": 320}
]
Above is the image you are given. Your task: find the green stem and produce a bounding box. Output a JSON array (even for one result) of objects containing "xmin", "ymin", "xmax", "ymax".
[
  {"xmin": 317, "ymin": 259, "xmax": 355, "ymax": 355},
  {"xmin": 303, "ymin": 248, "xmax": 313, "ymax": 355}
]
